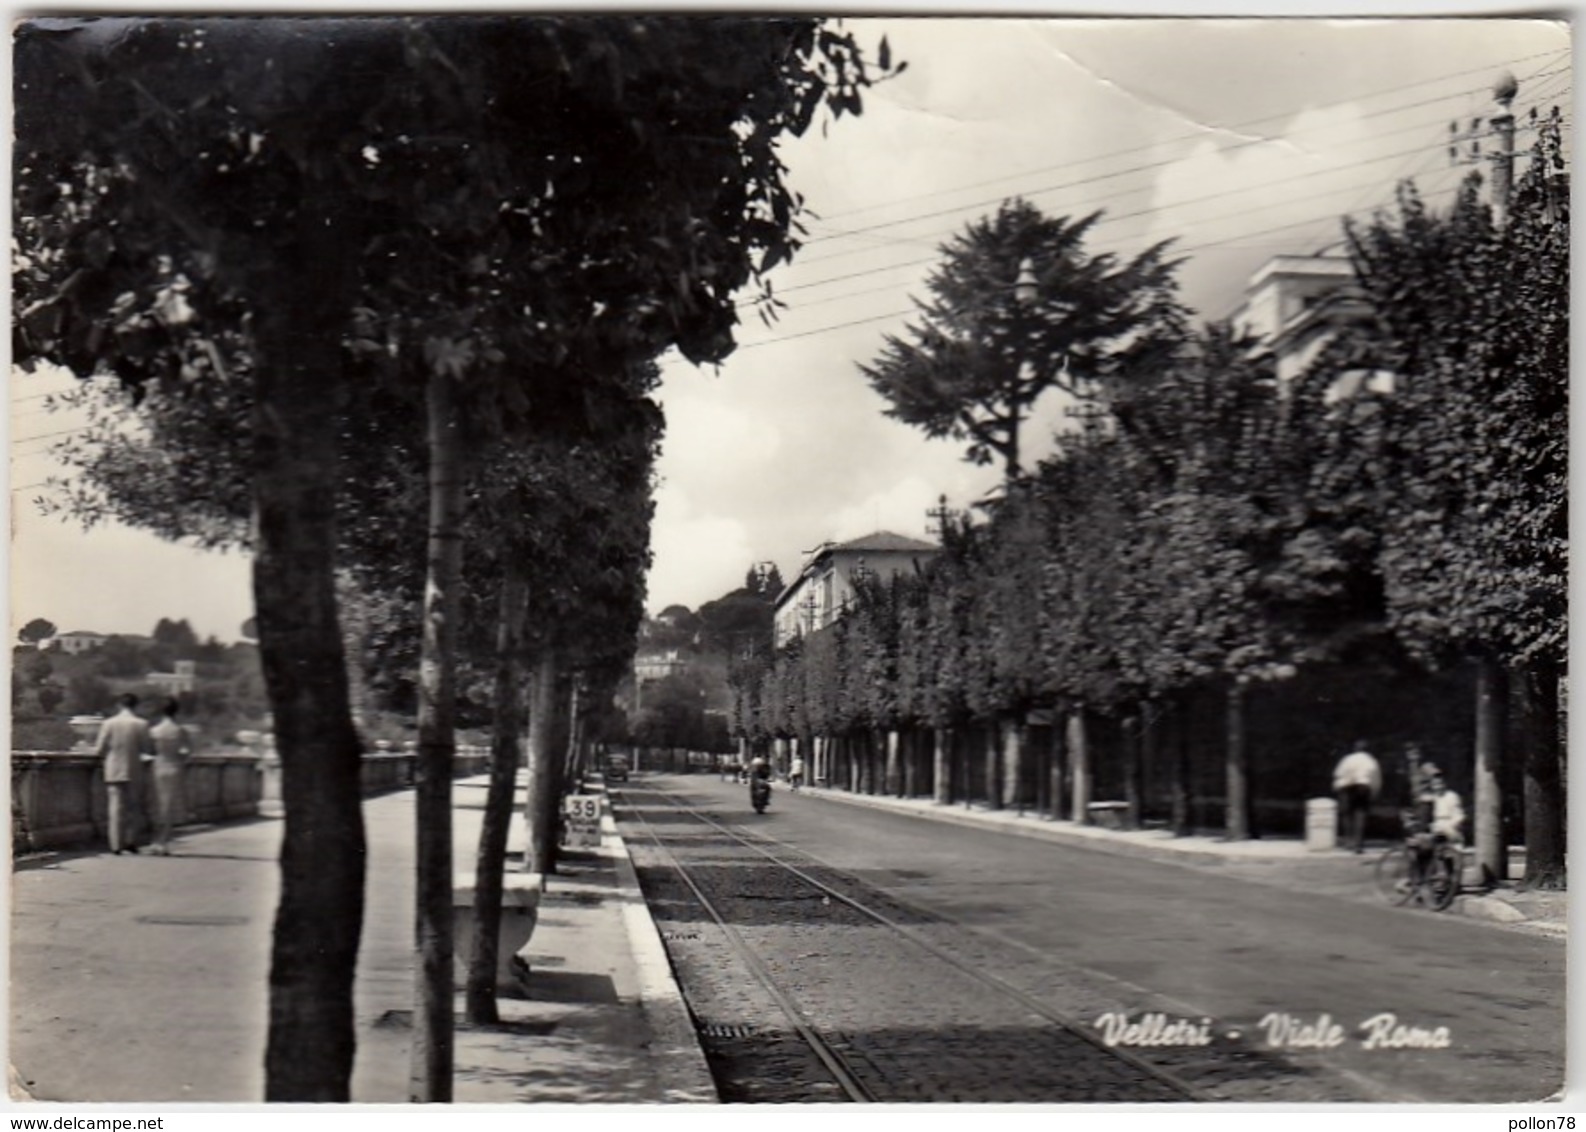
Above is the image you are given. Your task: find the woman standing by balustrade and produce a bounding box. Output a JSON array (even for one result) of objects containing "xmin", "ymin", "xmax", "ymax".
[{"xmin": 149, "ymin": 697, "xmax": 192, "ymax": 855}]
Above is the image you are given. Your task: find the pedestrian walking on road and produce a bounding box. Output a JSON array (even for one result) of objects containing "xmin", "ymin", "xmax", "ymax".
[
  {"xmin": 1332, "ymin": 740, "xmax": 1382, "ymax": 854},
  {"xmin": 95, "ymin": 693, "xmax": 153, "ymax": 854},
  {"xmin": 149, "ymin": 697, "xmax": 192, "ymax": 855},
  {"xmin": 789, "ymin": 753, "xmax": 805, "ymax": 791}
]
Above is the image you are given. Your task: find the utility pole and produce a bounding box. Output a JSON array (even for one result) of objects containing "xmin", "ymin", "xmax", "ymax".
[
  {"xmin": 1449, "ymin": 70, "xmax": 1519, "ymax": 221},
  {"xmin": 1491, "ymin": 70, "xmax": 1518, "ymax": 221},
  {"xmin": 926, "ymin": 494, "xmax": 955, "ymax": 543},
  {"xmin": 1449, "ymin": 71, "xmax": 1523, "ymax": 889}
]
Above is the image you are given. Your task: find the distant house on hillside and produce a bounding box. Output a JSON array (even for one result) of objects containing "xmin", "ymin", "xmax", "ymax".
[
  {"xmin": 51, "ymin": 631, "xmax": 108, "ymax": 655},
  {"xmin": 633, "ymin": 648, "xmax": 688, "ymax": 684},
  {"xmin": 1231, "ymin": 253, "xmax": 1389, "ymax": 399},
  {"xmin": 145, "ymin": 659, "xmax": 197, "ymax": 695},
  {"xmin": 773, "ymin": 531, "xmax": 938, "ymax": 648}
]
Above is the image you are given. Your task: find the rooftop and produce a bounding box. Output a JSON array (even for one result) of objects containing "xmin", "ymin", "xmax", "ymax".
[{"xmin": 828, "ymin": 531, "xmax": 938, "ymax": 555}]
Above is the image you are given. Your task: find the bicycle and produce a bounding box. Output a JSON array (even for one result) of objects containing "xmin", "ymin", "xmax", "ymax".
[{"xmin": 1373, "ymin": 831, "xmax": 1463, "ymax": 911}]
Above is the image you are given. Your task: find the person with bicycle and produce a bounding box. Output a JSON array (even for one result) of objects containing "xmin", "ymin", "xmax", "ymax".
[{"xmin": 1410, "ymin": 764, "xmax": 1465, "ymax": 886}]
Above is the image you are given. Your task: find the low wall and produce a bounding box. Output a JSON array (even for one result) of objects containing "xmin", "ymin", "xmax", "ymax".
[{"xmin": 12, "ymin": 746, "xmax": 495, "ymax": 854}]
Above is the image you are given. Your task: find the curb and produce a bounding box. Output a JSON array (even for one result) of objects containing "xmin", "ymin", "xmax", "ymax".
[
  {"xmin": 799, "ymin": 787, "xmax": 1566, "ymax": 932},
  {"xmin": 599, "ymin": 805, "xmax": 719, "ymax": 1104},
  {"xmin": 799, "ymin": 786, "xmax": 1266, "ymax": 867},
  {"xmin": 1455, "ymin": 894, "xmax": 1528, "ymax": 923}
]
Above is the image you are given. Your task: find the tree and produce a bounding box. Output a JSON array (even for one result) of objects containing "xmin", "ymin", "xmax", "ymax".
[
  {"xmin": 17, "ymin": 618, "xmax": 58, "ymax": 647},
  {"xmin": 1312, "ymin": 120, "xmax": 1568, "ymax": 888},
  {"xmin": 467, "ymin": 369, "xmax": 660, "ymax": 1021},
  {"xmin": 22, "ymin": 652, "xmax": 55, "ymax": 689},
  {"xmin": 15, "ymin": 16, "xmax": 895, "ymax": 1098},
  {"xmin": 860, "ymin": 198, "xmax": 1185, "ymax": 482},
  {"xmin": 36, "ymin": 682, "xmax": 65, "ymax": 716},
  {"xmin": 65, "ymin": 672, "xmax": 113, "ymax": 716},
  {"xmin": 699, "ymin": 571, "xmax": 778, "ymax": 658},
  {"xmin": 152, "ymin": 617, "xmax": 199, "ymax": 650}
]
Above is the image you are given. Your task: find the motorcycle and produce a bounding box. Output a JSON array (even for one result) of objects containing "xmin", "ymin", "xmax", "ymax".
[{"xmin": 750, "ymin": 776, "xmax": 772, "ymax": 814}]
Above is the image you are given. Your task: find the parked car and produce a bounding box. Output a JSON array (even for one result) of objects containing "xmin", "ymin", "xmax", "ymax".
[{"xmin": 603, "ymin": 752, "xmax": 630, "ymax": 782}]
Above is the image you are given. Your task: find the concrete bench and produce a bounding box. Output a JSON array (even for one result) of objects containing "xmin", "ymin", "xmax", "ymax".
[
  {"xmin": 453, "ymin": 870, "xmax": 545, "ymax": 992},
  {"xmin": 1086, "ymin": 801, "xmax": 1130, "ymax": 830}
]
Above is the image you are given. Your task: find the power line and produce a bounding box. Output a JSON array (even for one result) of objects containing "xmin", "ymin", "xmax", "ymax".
[
  {"xmin": 809, "ymin": 46, "xmax": 1571, "ymax": 229},
  {"xmin": 13, "ymin": 426, "xmax": 81, "ymax": 447},
  {"xmin": 736, "ymin": 309, "xmax": 919, "ymax": 352},
  {"xmin": 755, "ymin": 136, "xmax": 1481, "ymax": 311},
  {"xmin": 785, "ymin": 134, "xmax": 1452, "ymax": 298},
  {"xmin": 750, "ymin": 99, "xmax": 1568, "ymax": 315},
  {"xmin": 790, "ymin": 60, "xmax": 1572, "ymax": 267},
  {"xmin": 702, "ymin": 124, "xmax": 1570, "ymax": 360},
  {"xmin": 756, "ymin": 136, "xmax": 1472, "ymax": 318}
]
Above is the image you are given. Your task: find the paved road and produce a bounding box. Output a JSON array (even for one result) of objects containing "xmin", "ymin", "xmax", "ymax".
[{"xmin": 631, "ymin": 774, "xmax": 1563, "ymax": 1104}]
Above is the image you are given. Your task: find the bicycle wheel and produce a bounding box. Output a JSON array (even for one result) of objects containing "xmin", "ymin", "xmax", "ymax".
[
  {"xmin": 1374, "ymin": 847, "xmax": 1416, "ymax": 905},
  {"xmin": 1428, "ymin": 849, "xmax": 1462, "ymax": 911}
]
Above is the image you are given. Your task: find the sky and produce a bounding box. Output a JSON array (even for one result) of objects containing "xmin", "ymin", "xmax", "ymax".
[{"xmin": 8, "ymin": 14, "xmax": 1573, "ymax": 643}]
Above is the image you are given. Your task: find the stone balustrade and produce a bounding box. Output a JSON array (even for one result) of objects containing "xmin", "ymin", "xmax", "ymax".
[{"xmin": 12, "ymin": 745, "xmax": 494, "ymax": 854}]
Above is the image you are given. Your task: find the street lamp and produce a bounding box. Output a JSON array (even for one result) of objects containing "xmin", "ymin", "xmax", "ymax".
[
  {"xmin": 1014, "ymin": 256, "xmax": 1039, "ymax": 306},
  {"xmin": 1013, "ymin": 254, "xmax": 1094, "ymax": 425}
]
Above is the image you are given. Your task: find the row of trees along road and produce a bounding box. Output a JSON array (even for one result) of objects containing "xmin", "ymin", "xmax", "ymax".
[
  {"xmin": 14, "ymin": 17, "xmax": 898, "ymax": 1101},
  {"xmin": 733, "ymin": 120, "xmax": 1566, "ymax": 891}
]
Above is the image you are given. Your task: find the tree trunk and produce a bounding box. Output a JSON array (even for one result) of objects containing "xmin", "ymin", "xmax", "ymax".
[
  {"xmin": 524, "ymin": 654, "xmax": 565, "ymax": 875},
  {"xmin": 1140, "ymin": 701, "xmax": 1159, "ymax": 829},
  {"xmin": 985, "ymin": 723, "xmax": 1002, "ymax": 810},
  {"xmin": 933, "ymin": 727, "xmax": 952, "ymax": 804},
  {"xmin": 1000, "ymin": 716, "xmax": 1025, "ymax": 811},
  {"xmin": 1518, "ymin": 660, "xmax": 1565, "ymax": 889},
  {"xmin": 902, "ymin": 729, "xmax": 918, "ymax": 797},
  {"xmin": 410, "ymin": 371, "xmax": 465, "ymax": 1103},
  {"xmin": 465, "ymin": 562, "xmax": 529, "ymax": 1025},
  {"xmin": 1474, "ymin": 656, "xmax": 1507, "ymax": 888},
  {"xmin": 563, "ymin": 682, "xmax": 584, "ymax": 786},
  {"xmin": 1122, "ymin": 711, "xmax": 1143, "ymax": 831},
  {"xmin": 884, "ymin": 729, "xmax": 902, "ymax": 796},
  {"xmin": 1050, "ymin": 719, "xmax": 1067, "ymax": 820},
  {"xmin": 1069, "ymin": 709, "xmax": 1091, "ymax": 824},
  {"xmin": 1170, "ymin": 695, "xmax": 1192, "ymax": 838},
  {"xmin": 254, "ymin": 282, "xmax": 365, "ymax": 1103},
  {"xmin": 1225, "ymin": 682, "xmax": 1251, "ymax": 841}
]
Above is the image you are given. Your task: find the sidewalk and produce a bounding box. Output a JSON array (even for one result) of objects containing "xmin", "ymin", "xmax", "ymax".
[
  {"xmin": 10, "ymin": 774, "xmax": 715, "ymax": 1105},
  {"xmin": 796, "ymin": 784, "xmax": 1568, "ymax": 936}
]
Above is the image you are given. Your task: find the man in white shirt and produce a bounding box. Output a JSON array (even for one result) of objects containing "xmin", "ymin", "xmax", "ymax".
[
  {"xmin": 1424, "ymin": 769, "xmax": 1466, "ymax": 844},
  {"xmin": 1332, "ymin": 740, "xmax": 1382, "ymax": 853}
]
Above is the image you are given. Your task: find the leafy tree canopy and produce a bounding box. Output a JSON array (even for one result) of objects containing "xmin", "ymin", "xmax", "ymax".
[
  {"xmin": 17, "ymin": 618, "xmax": 58, "ymax": 645},
  {"xmin": 860, "ymin": 197, "xmax": 1187, "ymax": 480}
]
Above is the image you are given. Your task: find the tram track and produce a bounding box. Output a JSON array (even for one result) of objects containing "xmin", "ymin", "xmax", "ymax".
[
  {"xmin": 621, "ymin": 787, "xmax": 877, "ymax": 1102},
  {"xmin": 615, "ymin": 780, "xmax": 1203, "ymax": 1103}
]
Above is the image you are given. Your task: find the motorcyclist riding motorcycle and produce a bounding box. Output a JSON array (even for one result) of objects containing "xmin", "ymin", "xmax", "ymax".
[{"xmin": 748, "ymin": 755, "xmax": 772, "ymax": 813}]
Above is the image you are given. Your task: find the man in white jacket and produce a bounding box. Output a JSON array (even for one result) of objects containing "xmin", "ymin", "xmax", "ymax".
[
  {"xmin": 94, "ymin": 693, "xmax": 153, "ymax": 854},
  {"xmin": 1331, "ymin": 740, "xmax": 1382, "ymax": 853}
]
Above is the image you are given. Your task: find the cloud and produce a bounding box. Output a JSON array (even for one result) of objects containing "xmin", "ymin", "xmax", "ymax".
[
  {"xmin": 829, "ymin": 475, "xmax": 952, "ymax": 544},
  {"xmin": 10, "ymin": 505, "xmax": 252, "ymax": 642},
  {"xmin": 655, "ymin": 387, "xmax": 783, "ymax": 494},
  {"xmin": 645, "ymin": 483, "xmax": 755, "ymax": 613}
]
